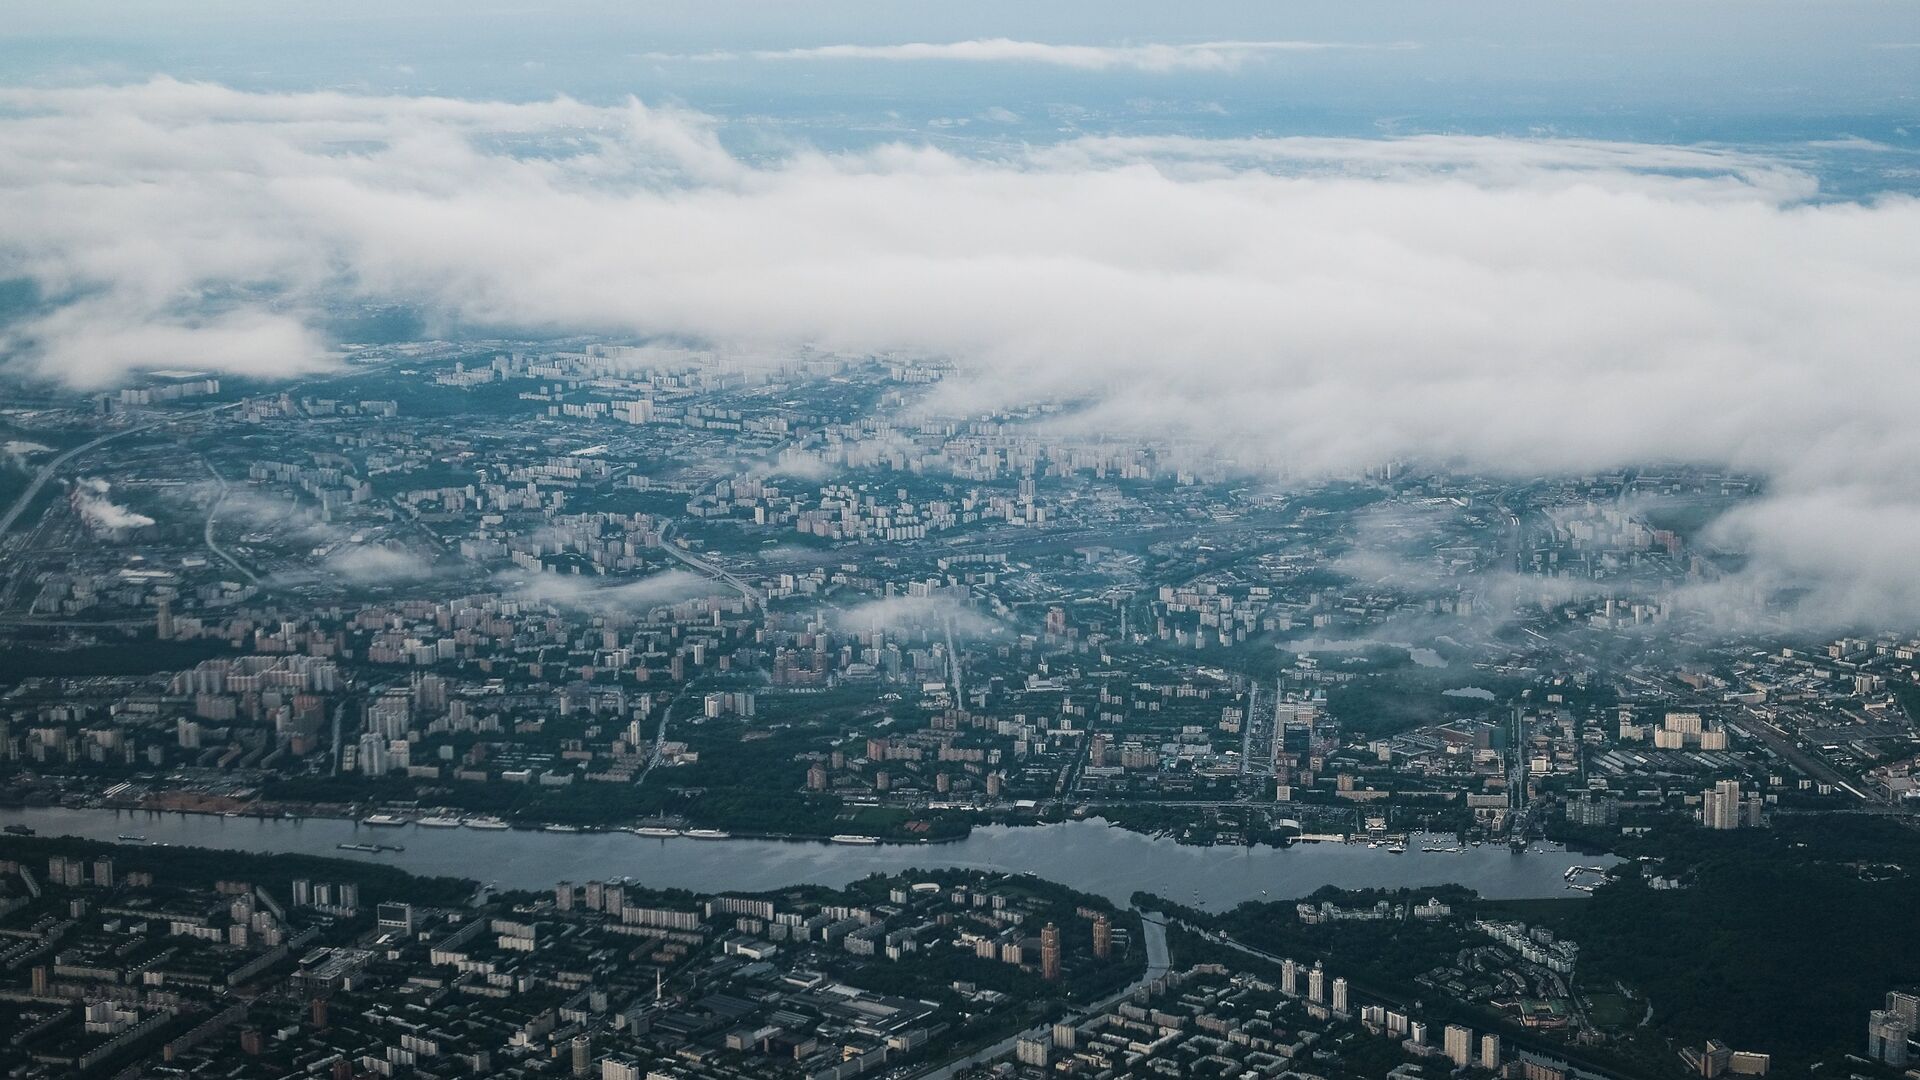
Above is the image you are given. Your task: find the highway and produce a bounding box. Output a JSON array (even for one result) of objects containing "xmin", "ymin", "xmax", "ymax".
[
  {"xmin": 636, "ymin": 687, "xmax": 693, "ymax": 789},
  {"xmin": 943, "ymin": 612, "xmax": 965, "ymax": 702},
  {"xmin": 654, "ymin": 521, "xmax": 764, "ymax": 608},
  {"xmin": 201, "ymin": 458, "xmax": 264, "ymax": 589},
  {"xmin": 0, "ymin": 402, "xmax": 236, "ymax": 545}
]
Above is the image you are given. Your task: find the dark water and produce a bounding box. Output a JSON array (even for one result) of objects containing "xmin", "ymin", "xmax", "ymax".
[{"xmin": 0, "ymin": 807, "xmax": 1613, "ymax": 910}]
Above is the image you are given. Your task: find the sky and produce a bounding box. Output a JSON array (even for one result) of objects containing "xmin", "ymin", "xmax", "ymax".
[{"xmin": 1, "ymin": 1, "xmax": 1919, "ymax": 628}]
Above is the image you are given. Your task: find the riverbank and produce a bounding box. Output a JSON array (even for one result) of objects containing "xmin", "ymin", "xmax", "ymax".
[
  {"xmin": 12, "ymin": 793, "xmax": 1498, "ymax": 852},
  {"xmin": 0, "ymin": 805, "xmax": 1617, "ymax": 910}
]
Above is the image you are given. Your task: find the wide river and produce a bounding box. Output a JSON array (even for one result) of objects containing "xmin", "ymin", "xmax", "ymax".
[{"xmin": 0, "ymin": 807, "xmax": 1613, "ymax": 911}]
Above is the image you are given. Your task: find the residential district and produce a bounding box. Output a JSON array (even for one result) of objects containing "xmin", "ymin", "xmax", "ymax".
[{"xmin": 3, "ymin": 342, "xmax": 1920, "ymax": 1078}]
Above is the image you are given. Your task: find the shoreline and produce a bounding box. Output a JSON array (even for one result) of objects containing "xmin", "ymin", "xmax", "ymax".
[
  {"xmin": 2, "ymin": 800, "xmax": 1572, "ymax": 856},
  {"xmin": 0, "ymin": 804, "xmax": 1614, "ymax": 908}
]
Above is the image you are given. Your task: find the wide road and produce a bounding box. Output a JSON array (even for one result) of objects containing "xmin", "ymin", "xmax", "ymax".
[
  {"xmin": 0, "ymin": 403, "xmax": 237, "ymax": 544},
  {"xmin": 636, "ymin": 687, "xmax": 694, "ymax": 789},
  {"xmin": 655, "ymin": 521, "xmax": 764, "ymax": 608},
  {"xmin": 911, "ymin": 911, "xmax": 1169, "ymax": 1080},
  {"xmin": 202, "ymin": 458, "xmax": 264, "ymax": 588}
]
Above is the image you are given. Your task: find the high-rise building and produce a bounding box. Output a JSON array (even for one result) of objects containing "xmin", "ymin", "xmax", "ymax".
[
  {"xmin": 1051, "ymin": 1022, "xmax": 1076, "ymax": 1050},
  {"xmin": 1279, "ymin": 958, "xmax": 1298, "ymax": 997},
  {"xmin": 1699, "ymin": 1039, "xmax": 1734, "ymax": 1076},
  {"xmin": 1869, "ymin": 1009, "xmax": 1912, "ymax": 1066},
  {"xmin": 1092, "ymin": 913, "xmax": 1112, "ymax": 959},
  {"xmin": 1703, "ymin": 780, "xmax": 1743, "ymax": 830},
  {"xmin": 357, "ymin": 732, "xmax": 390, "ymax": 777},
  {"xmin": 571, "ymin": 1034, "xmax": 591, "ymax": 1077},
  {"xmin": 1040, "ymin": 922, "xmax": 1062, "ymax": 981},
  {"xmin": 1307, "ymin": 962, "xmax": 1325, "ymax": 1004},
  {"xmin": 1481, "ymin": 1033, "xmax": 1502, "ymax": 1070},
  {"xmin": 1445, "ymin": 1024, "xmax": 1473, "ymax": 1068},
  {"xmin": 1330, "ymin": 976, "xmax": 1348, "ymax": 1016},
  {"xmin": 555, "ymin": 881, "xmax": 575, "ymax": 910}
]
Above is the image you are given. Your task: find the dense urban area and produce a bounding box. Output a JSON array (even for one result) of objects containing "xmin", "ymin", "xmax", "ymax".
[{"xmin": 4, "ymin": 342, "xmax": 1919, "ymax": 1080}]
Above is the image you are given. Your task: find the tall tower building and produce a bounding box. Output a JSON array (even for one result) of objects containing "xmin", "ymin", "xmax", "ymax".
[
  {"xmin": 1869, "ymin": 1010, "xmax": 1912, "ymax": 1066},
  {"xmin": 1703, "ymin": 779, "xmax": 1742, "ymax": 830},
  {"xmin": 1481, "ymin": 1033, "xmax": 1502, "ymax": 1069},
  {"xmin": 1280, "ymin": 958, "xmax": 1299, "ymax": 997},
  {"xmin": 1444, "ymin": 1024, "xmax": 1473, "ymax": 1068},
  {"xmin": 1331, "ymin": 976, "xmax": 1348, "ymax": 1016},
  {"xmin": 1091, "ymin": 913, "xmax": 1112, "ymax": 959},
  {"xmin": 1040, "ymin": 923, "xmax": 1062, "ymax": 981},
  {"xmin": 1307, "ymin": 962, "xmax": 1325, "ymax": 1004}
]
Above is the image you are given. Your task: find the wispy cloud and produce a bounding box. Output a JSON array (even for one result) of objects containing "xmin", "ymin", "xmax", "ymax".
[
  {"xmin": 326, "ymin": 545, "xmax": 433, "ymax": 583},
  {"xmin": 71, "ymin": 478, "xmax": 155, "ymax": 531},
  {"xmin": 511, "ymin": 569, "xmax": 725, "ymax": 612},
  {"xmin": 837, "ymin": 595, "xmax": 999, "ymax": 638},
  {"xmin": 644, "ymin": 38, "xmax": 1416, "ymax": 73}
]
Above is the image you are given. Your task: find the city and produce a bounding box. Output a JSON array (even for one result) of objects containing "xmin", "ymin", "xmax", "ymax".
[{"xmin": 4, "ymin": 2, "xmax": 1920, "ymax": 1078}]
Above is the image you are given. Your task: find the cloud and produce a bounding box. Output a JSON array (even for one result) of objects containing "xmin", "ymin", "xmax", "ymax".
[
  {"xmin": 326, "ymin": 544, "xmax": 433, "ymax": 583},
  {"xmin": 4, "ymin": 440, "xmax": 53, "ymax": 461},
  {"xmin": 3, "ymin": 81, "xmax": 1920, "ymax": 627},
  {"xmin": 71, "ymin": 477, "xmax": 155, "ymax": 531},
  {"xmin": 511, "ymin": 568, "xmax": 724, "ymax": 612},
  {"xmin": 644, "ymin": 39, "xmax": 1413, "ymax": 73},
  {"xmin": 836, "ymin": 594, "xmax": 999, "ymax": 638}
]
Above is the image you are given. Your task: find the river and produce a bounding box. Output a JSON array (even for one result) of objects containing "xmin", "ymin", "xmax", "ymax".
[{"xmin": 0, "ymin": 807, "xmax": 1613, "ymax": 911}]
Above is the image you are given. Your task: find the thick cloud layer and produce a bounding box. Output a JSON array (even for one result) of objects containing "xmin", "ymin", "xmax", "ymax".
[{"xmin": 3, "ymin": 79, "xmax": 1918, "ymax": 627}]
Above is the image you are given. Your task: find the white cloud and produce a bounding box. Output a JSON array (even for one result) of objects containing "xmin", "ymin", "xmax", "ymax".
[
  {"xmin": 3, "ymin": 81, "xmax": 1920, "ymax": 626},
  {"xmin": 645, "ymin": 38, "xmax": 1414, "ymax": 73},
  {"xmin": 837, "ymin": 595, "xmax": 999, "ymax": 638},
  {"xmin": 326, "ymin": 545, "xmax": 433, "ymax": 583},
  {"xmin": 511, "ymin": 568, "xmax": 724, "ymax": 612},
  {"xmin": 71, "ymin": 477, "xmax": 155, "ymax": 531}
]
